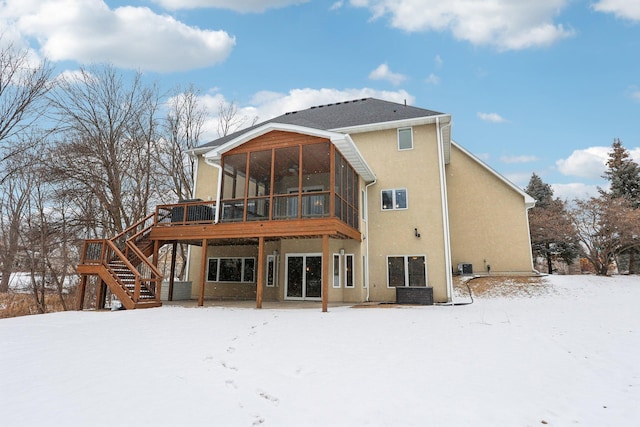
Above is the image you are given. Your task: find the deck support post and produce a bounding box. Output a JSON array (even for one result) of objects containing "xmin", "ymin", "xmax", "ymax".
[
  {"xmin": 97, "ymin": 278, "xmax": 106, "ymax": 309},
  {"xmin": 256, "ymin": 237, "xmax": 265, "ymax": 308},
  {"xmin": 198, "ymin": 239, "xmax": 208, "ymax": 306},
  {"xmin": 152, "ymin": 240, "xmax": 160, "ymax": 266},
  {"xmin": 168, "ymin": 242, "xmax": 178, "ymax": 301},
  {"xmin": 77, "ymin": 275, "xmax": 87, "ymax": 310},
  {"xmin": 322, "ymin": 234, "xmax": 329, "ymax": 312}
]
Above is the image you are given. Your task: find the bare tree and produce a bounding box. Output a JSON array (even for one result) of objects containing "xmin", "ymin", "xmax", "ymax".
[
  {"xmin": 155, "ymin": 86, "xmax": 209, "ymax": 279},
  {"xmin": 47, "ymin": 65, "xmax": 162, "ymax": 235},
  {"xmin": 217, "ymin": 99, "xmax": 259, "ymax": 138},
  {"xmin": 570, "ymin": 195, "xmax": 640, "ymax": 275},
  {"xmin": 0, "ymin": 39, "xmax": 53, "ymax": 177},
  {"xmin": 157, "ymin": 85, "xmax": 207, "ymax": 201},
  {"xmin": 0, "ymin": 140, "xmax": 36, "ymax": 293}
]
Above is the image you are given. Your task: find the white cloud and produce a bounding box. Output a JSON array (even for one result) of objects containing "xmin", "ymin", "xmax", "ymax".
[
  {"xmin": 556, "ymin": 146, "xmax": 610, "ymax": 179},
  {"xmin": 551, "ymin": 183, "xmax": 601, "ymax": 201},
  {"xmin": 152, "ymin": 0, "xmax": 308, "ymax": 13},
  {"xmin": 425, "ymin": 73, "xmax": 440, "ymax": 85},
  {"xmin": 593, "ymin": 0, "xmax": 640, "ymax": 21},
  {"xmin": 368, "ymin": 63, "xmax": 407, "ymax": 86},
  {"xmin": 477, "ymin": 112, "xmax": 508, "ymax": 123},
  {"xmin": 434, "ymin": 54, "xmax": 443, "ymax": 67},
  {"xmin": 198, "ymin": 87, "xmax": 415, "ymax": 142},
  {"xmin": 1, "ymin": 0, "xmax": 235, "ymax": 72},
  {"xmin": 349, "ymin": 0, "xmax": 575, "ymax": 50},
  {"xmin": 500, "ymin": 155, "xmax": 539, "ymax": 164},
  {"xmin": 330, "ymin": 1, "xmax": 345, "ymax": 11}
]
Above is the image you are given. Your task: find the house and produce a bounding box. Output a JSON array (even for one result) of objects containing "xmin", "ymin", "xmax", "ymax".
[{"xmin": 76, "ymin": 98, "xmax": 535, "ymax": 311}]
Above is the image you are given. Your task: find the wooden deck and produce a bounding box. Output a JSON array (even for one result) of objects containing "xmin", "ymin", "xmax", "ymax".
[
  {"xmin": 78, "ymin": 201, "xmax": 362, "ymax": 312},
  {"xmin": 150, "ymin": 217, "xmax": 361, "ymax": 243}
]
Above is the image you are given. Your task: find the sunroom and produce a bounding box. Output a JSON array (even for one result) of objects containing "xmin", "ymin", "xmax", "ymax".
[{"xmin": 150, "ymin": 123, "xmax": 376, "ymax": 310}]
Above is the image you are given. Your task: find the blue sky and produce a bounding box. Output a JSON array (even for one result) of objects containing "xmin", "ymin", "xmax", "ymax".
[{"xmin": 2, "ymin": 0, "xmax": 640, "ymax": 200}]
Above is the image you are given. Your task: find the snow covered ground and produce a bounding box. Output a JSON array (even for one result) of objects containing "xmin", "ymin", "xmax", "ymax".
[{"xmin": 1, "ymin": 275, "xmax": 639, "ymax": 426}]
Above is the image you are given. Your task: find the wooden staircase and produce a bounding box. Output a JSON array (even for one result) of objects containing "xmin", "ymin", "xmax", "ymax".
[{"xmin": 77, "ymin": 213, "xmax": 163, "ymax": 310}]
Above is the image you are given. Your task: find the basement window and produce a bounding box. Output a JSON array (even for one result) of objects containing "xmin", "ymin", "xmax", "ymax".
[
  {"xmin": 387, "ymin": 255, "xmax": 427, "ymax": 287},
  {"xmin": 207, "ymin": 257, "xmax": 255, "ymax": 282},
  {"xmin": 345, "ymin": 254, "xmax": 354, "ymax": 288}
]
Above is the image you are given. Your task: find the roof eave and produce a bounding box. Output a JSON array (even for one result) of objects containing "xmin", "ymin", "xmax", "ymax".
[{"xmin": 331, "ymin": 114, "xmax": 451, "ymax": 134}]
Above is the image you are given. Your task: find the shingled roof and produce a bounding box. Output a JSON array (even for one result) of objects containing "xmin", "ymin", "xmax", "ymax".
[{"xmin": 197, "ymin": 97, "xmax": 444, "ymax": 150}]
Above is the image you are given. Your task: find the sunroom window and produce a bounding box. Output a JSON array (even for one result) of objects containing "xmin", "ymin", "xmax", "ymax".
[{"xmin": 219, "ymin": 139, "xmax": 359, "ymax": 226}]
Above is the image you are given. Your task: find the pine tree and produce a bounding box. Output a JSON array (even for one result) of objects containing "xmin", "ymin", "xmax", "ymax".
[
  {"xmin": 525, "ymin": 173, "xmax": 553, "ymax": 208},
  {"xmin": 602, "ymin": 139, "xmax": 640, "ymax": 273},
  {"xmin": 603, "ymin": 138, "xmax": 640, "ymax": 208}
]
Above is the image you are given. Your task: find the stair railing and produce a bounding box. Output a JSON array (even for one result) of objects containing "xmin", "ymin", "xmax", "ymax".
[
  {"xmin": 79, "ymin": 213, "xmax": 162, "ymax": 304},
  {"xmin": 111, "ymin": 213, "xmax": 157, "ymax": 252},
  {"xmin": 124, "ymin": 238, "xmax": 162, "ymax": 301},
  {"xmin": 103, "ymin": 240, "xmax": 139, "ymax": 301}
]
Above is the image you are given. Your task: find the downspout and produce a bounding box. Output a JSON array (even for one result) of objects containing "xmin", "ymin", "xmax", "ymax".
[
  {"xmin": 184, "ymin": 153, "xmax": 200, "ymax": 283},
  {"xmin": 436, "ymin": 117, "xmax": 454, "ymax": 303},
  {"xmin": 364, "ymin": 178, "xmax": 377, "ymax": 302},
  {"xmin": 204, "ymin": 157, "xmax": 223, "ymax": 224},
  {"xmin": 525, "ymin": 200, "xmax": 537, "ymax": 272}
]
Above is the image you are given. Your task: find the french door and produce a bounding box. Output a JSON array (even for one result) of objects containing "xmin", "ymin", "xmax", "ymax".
[{"xmin": 285, "ymin": 254, "xmax": 322, "ymax": 300}]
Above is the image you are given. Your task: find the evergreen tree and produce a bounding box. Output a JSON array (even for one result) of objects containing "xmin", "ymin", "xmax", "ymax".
[
  {"xmin": 601, "ymin": 138, "xmax": 640, "ymax": 273},
  {"xmin": 525, "ymin": 172, "xmax": 553, "ymax": 208},
  {"xmin": 602, "ymin": 138, "xmax": 640, "ymax": 208},
  {"xmin": 525, "ymin": 173, "xmax": 580, "ymax": 274}
]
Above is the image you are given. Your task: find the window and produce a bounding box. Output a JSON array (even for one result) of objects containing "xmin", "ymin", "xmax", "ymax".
[
  {"xmin": 266, "ymin": 255, "xmax": 278, "ymax": 287},
  {"xmin": 387, "ymin": 255, "xmax": 427, "ymax": 287},
  {"xmin": 333, "ymin": 254, "xmax": 341, "ymax": 288},
  {"xmin": 398, "ymin": 127, "xmax": 413, "ymax": 150},
  {"xmin": 345, "ymin": 254, "xmax": 354, "ymax": 288},
  {"xmin": 381, "ymin": 188, "xmax": 407, "ymax": 210},
  {"xmin": 207, "ymin": 257, "xmax": 256, "ymax": 282}
]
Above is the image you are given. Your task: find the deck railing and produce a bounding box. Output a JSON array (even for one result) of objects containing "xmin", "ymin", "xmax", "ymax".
[{"xmin": 156, "ymin": 200, "xmax": 217, "ymax": 226}]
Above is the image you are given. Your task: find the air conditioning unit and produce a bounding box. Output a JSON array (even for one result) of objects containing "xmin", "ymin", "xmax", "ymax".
[{"xmin": 458, "ymin": 263, "xmax": 473, "ymax": 275}]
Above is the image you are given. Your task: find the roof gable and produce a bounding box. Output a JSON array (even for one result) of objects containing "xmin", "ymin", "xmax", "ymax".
[
  {"xmin": 203, "ymin": 122, "xmax": 377, "ymax": 183},
  {"xmin": 451, "ymin": 140, "xmax": 535, "ymax": 207}
]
